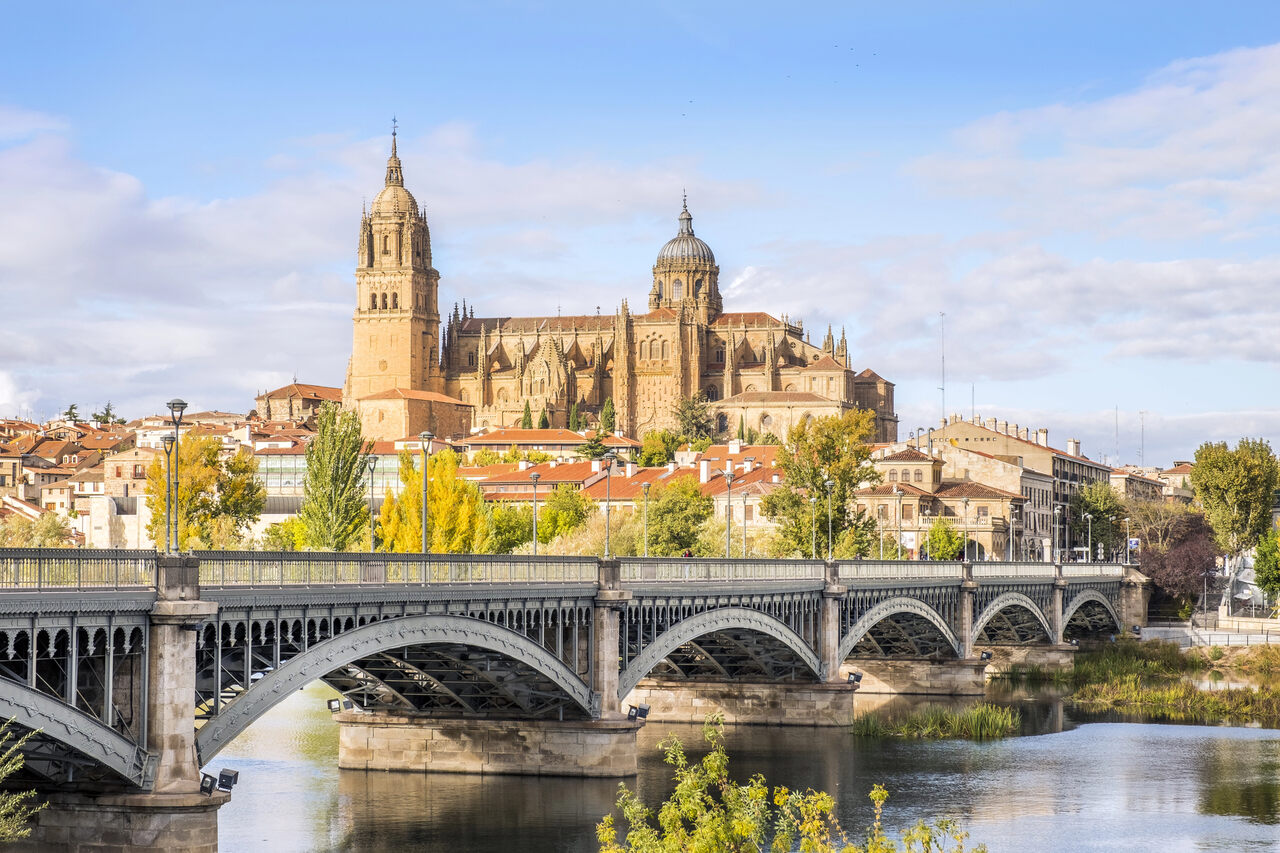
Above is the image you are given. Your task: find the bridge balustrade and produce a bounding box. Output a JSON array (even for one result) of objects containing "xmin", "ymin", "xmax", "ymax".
[
  {"xmin": 0, "ymin": 548, "xmax": 156, "ymax": 589},
  {"xmin": 198, "ymin": 551, "xmax": 598, "ymax": 586},
  {"xmin": 618, "ymin": 557, "xmax": 823, "ymax": 583},
  {"xmin": 972, "ymin": 562, "xmax": 1058, "ymax": 579},
  {"xmin": 1062, "ymin": 563, "xmax": 1124, "ymax": 578},
  {"xmin": 838, "ymin": 560, "xmax": 964, "ymax": 581}
]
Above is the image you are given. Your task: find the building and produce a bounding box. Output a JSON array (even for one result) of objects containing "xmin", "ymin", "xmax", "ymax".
[
  {"xmin": 1110, "ymin": 467, "xmax": 1165, "ymax": 504},
  {"xmin": 459, "ymin": 428, "xmax": 641, "ymax": 462},
  {"xmin": 254, "ymin": 384, "xmax": 343, "ymax": 423},
  {"xmin": 343, "ymin": 131, "xmax": 898, "ymax": 444}
]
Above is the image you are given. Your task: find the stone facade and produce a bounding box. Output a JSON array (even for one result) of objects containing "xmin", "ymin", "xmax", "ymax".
[
  {"xmin": 623, "ymin": 678, "xmax": 858, "ymax": 726},
  {"xmin": 336, "ymin": 713, "xmax": 641, "ymax": 777},
  {"xmin": 344, "ymin": 135, "xmax": 897, "ymax": 443},
  {"xmin": 838, "ymin": 659, "xmax": 989, "ymax": 695}
]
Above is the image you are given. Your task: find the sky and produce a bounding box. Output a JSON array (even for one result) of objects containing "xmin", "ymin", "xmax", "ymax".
[{"xmin": 1, "ymin": 1, "xmax": 1278, "ymax": 468}]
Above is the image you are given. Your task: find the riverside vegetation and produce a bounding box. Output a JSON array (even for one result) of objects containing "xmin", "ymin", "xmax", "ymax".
[
  {"xmin": 598, "ymin": 715, "xmax": 987, "ymax": 853},
  {"xmin": 1002, "ymin": 640, "xmax": 1280, "ymax": 725},
  {"xmin": 850, "ymin": 704, "xmax": 1019, "ymax": 740}
]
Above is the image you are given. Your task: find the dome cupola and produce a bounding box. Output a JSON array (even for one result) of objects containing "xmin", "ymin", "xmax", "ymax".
[
  {"xmin": 656, "ymin": 198, "xmax": 715, "ymax": 264},
  {"xmin": 649, "ymin": 194, "xmax": 721, "ymax": 321}
]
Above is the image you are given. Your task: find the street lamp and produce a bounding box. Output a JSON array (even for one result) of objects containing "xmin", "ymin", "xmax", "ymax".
[
  {"xmin": 1053, "ymin": 506, "xmax": 1062, "ymax": 564},
  {"xmin": 962, "ymin": 496, "xmax": 971, "ymax": 561},
  {"xmin": 642, "ymin": 481, "xmax": 651, "ymax": 557},
  {"xmin": 741, "ymin": 491, "xmax": 748, "ymax": 557},
  {"xmin": 922, "ymin": 507, "xmax": 932, "ymax": 560},
  {"xmin": 824, "ymin": 479, "xmax": 835, "ymax": 562},
  {"xmin": 724, "ymin": 464, "xmax": 736, "ymax": 558},
  {"xmin": 1008, "ymin": 505, "xmax": 1019, "ymax": 562},
  {"xmin": 893, "ymin": 485, "xmax": 903, "ymax": 560},
  {"xmin": 165, "ymin": 398, "xmax": 187, "ymax": 551},
  {"xmin": 602, "ymin": 451, "xmax": 617, "ymax": 558},
  {"xmin": 809, "ymin": 495, "xmax": 817, "ymax": 560},
  {"xmin": 161, "ymin": 434, "xmax": 175, "ymax": 554},
  {"xmin": 530, "ymin": 471, "xmax": 541, "ymax": 556},
  {"xmin": 366, "ymin": 456, "xmax": 377, "ymax": 552},
  {"xmin": 1084, "ymin": 513, "xmax": 1093, "ymax": 564},
  {"xmin": 1124, "ymin": 517, "xmax": 1132, "ymax": 564},
  {"xmin": 419, "ymin": 431, "xmax": 434, "ymax": 555}
]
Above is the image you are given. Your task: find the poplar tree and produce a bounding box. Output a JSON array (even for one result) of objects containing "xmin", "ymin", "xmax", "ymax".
[
  {"xmin": 377, "ymin": 448, "xmax": 492, "ymax": 553},
  {"xmin": 298, "ymin": 403, "xmax": 372, "ymax": 551},
  {"xmin": 1190, "ymin": 438, "xmax": 1279, "ymax": 562}
]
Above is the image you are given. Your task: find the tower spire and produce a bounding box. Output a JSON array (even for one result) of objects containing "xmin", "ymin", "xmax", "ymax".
[{"xmin": 385, "ymin": 117, "xmax": 404, "ymax": 187}]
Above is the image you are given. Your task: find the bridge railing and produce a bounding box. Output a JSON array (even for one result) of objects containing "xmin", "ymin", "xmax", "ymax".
[
  {"xmin": 198, "ymin": 552, "xmax": 599, "ymax": 586},
  {"xmin": 839, "ymin": 561, "xmax": 965, "ymax": 581},
  {"xmin": 0, "ymin": 548, "xmax": 157, "ymax": 589},
  {"xmin": 619, "ymin": 558, "xmax": 824, "ymax": 583},
  {"xmin": 1062, "ymin": 563, "xmax": 1125, "ymax": 578},
  {"xmin": 972, "ymin": 562, "xmax": 1058, "ymax": 579}
]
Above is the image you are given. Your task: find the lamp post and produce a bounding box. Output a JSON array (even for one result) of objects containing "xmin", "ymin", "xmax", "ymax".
[
  {"xmin": 809, "ymin": 495, "xmax": 817, "ymax": 559},
  {"xmin": 366, "ymin": 456, "xmax": 377, "ymax": 552},
  {"xmin": 1124, "ymin": 517, "xmax": 1131, "ymax": 564},
  {"xmin": 741, "ymin": 491, "xmax": 748, "ymax": 557},
  {"xmin": 419, "ymin": 431, "xmax": 433, "ymax": 555},
  {"xmin": 893, "ymin": 485, "xmax": 903, "ymax": 559},
  {"xmin": 922, "ymin": 507, "xmax": 932, "ymax": 560},
  {"xmin": 724, "ymin": 464, "xmax": 735, "ymax": 558},
  {"xmin": 642, "ymin": 481, "xmax": 651, "ymax": 557},
  {"xmin": 1053, "ymin": 506, "xmax": 1062, "ymax": 563},
  {"xmin": 165, "ymin": 398, "xmax": 187, "ymax": 551},
  {"xmin": 1008, "ymin": 505, "xmax": 1019, "ymax": 562},
  {"xmin": 602, "ymin": 451, "xmax": 617, "ymax": 558},
  {"xmin": 161, "ymin": 434, "xmax": 175, "ymax": 554},
  {"xmin": 962, "ymin": 496, "xmax": 971, "ymax": 561},
  {"xmin": 824, "ymin": 479, "xmax": 835, "ymax": 562},
  {"xmin": 530, "ymin": 471, "xmax": 541, "ymax": 556},
  {"xmin": 1084, "ymin": 513, "xmax": 1093, "ymax": 564}
]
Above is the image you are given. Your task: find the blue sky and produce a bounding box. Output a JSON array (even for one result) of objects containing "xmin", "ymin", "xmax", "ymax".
[{"xmin": 2, "ymin": 2, "xmax": 1279, "ymax": 466}]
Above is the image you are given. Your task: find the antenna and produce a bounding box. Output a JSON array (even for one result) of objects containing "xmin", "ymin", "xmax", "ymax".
[
  {"xmin": 1139, "ymin": 410, "xmax": 1148, "ymax": 466},
  {"xmin": 970, "ymin": 383, "xmax": 975, "ymax": 421},
  {"xmin": 1114, "ymin": 405, "xmax": 1119, "ymax": 466},
  {"xmin": 938, "ymin": 312, "xmax": 946, "ymax": 424}
]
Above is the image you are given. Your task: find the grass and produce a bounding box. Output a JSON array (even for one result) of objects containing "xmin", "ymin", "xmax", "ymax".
[
  {"xmin": 1073, "ymin": 674, "xmax": 1280, "ymax": 723},
  {"xmin": 852, "ymin": 703, "xmax": 1020, "ymax": 740},
  {"xmin": 998, "ymin": 639, "xmax": 1205, "ymax": 689}
]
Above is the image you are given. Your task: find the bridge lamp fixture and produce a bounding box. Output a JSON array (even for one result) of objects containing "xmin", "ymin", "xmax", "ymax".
[
  {"xmin": 627, "ymin": 703, "xmax": 650, "ymax": 721},
  {"xmin": 1131, "ymin": 625, "xmax": 1141, "ymax": 636},
  {"xmin": 724, "ymin": 464, "xmax": 736, "ymax": 558},
  {"xmin": 165, "ymin": 398, "xmax": 187, "ymax": 552},
  {"xmin": 641, "ymin": 481, "xmax": 651, "ymax": 557},
  {"xmin": 199, "ymin": 774, "xmax": 217, "ymax": 796},
  {"xmin": 327, "ymin": 698, "xmax": 341, "ymax": 712},
  {"xmin": 979, "ymin": 650, "xmax": 993, "ymax": 661},
  {"xmin": 161, "ymin": 433, "xmax": 176, "ymax": 555},
  {"xmin": 823, "ymin": 479, "xmax": 835, "ymax": 562},
  {"xmin": 809, "ymin": 495, "xmax": 817, "ymax": 560},
  {"xmin": 1083, "ymin": 512, "xmax": 1093, "ymax": 563},
  {"xmin": 366, "ymin": 456, "xmax": 378, "ymax": 552},
  {"xmin": 602, "ymin": 451, "xmax": 617, "ymax": 558},
  {"xmin": 420, "ymin": 431, "xmax": 434, "ymax": 555},
  {"xmin": 217, "ymin": 768, "xmax": 239, "ymax": 792},
  {"xmin": 530, "ymin": 472, "xmax": 542, "ymax": 556},
  {"xmin": 847, "ymin": 671, "xmax": 863, "ymax": 685}
]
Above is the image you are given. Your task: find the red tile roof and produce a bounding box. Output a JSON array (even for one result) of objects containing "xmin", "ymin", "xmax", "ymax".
[
  {"xmin": 464, "ymin": 429, "xmax": 640, "ymax": 448},
  {"xmin": 720, "ymin": 391, "xmax": 835, "ymax": 405},
  {"xmin": 806, "ymin": 355, "xmax": 845, "ymax": 371},
  {"xmin": 359, "ymin": 388, "xmax": 471, "ymax": 405},
  {"xmin": 880, "ymin": 448, "xmax": 933, "ymax": 462},
  {"xmin": 261, "ymin": 383, "xmax": 342, "ymax": 401}
]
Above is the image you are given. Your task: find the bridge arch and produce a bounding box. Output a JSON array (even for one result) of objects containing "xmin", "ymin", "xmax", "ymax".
[
  {"xmin": 1063, "ymin": 589, "xmax": 1122, "ymax": 636},
  {"xmin": 838, "ymin": 596, "xmax": 961, "ymax": 660},
  {"xmin": 0, "ymin": 680, "xmax": 153, "ymax": 789},
  {"xmin": 196, "ymin": 614, "xmax": 595, "ymax": 764},
  {"xmin": 972, "ymin": 592, "xmax": 1055, "ymax": 645},
  {"xmin": 617, "ymin": 607, "xmax": 822, "ymax": 701}
]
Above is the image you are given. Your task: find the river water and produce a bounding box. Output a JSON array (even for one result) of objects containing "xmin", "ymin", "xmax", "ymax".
[{"xmin": 209, "ymin": 683, "xmax": 1280, "ymax": 852}]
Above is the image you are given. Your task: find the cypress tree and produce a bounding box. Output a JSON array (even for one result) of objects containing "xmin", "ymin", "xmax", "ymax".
[
  {"xmin": 520, "ymin": 400, "xmax": 533, "ymax": 429},
  {"xmin": 569, "ymin": 402, "xmax": 579, "ymax": 431},
  {"xmin": 538, "ymin": 407, "xmax": 550, "ymax": 429},
  {"xmin": 600, "ymin": 397, "xmax": 616, "ymax": 434},
  {"xmin": 737, "ymin": 415, "xmax": 746, "ymax": 441}
]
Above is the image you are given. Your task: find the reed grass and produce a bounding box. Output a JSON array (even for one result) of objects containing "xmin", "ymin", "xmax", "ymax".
[
  {"xmin": 1073, "ymin": 674, "xmax": 1280, "ymax": 722},
  {"xmin": 852, "ymin": 703, "xmax": 1019, "ymax": 740}
]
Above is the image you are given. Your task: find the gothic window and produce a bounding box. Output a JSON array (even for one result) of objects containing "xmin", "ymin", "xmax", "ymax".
[
  {"xmin": 784, "ymin": 383, "xmax": 796, "ymax": 392},
  {"xmin": 460, "ymin": 389, "xmax": 469, "ymax": 403},
  {"xmin": 715, "ymin": 348, "xmax": 725, "ymax": 363},
  {"xmin": 745, "ymin": 384, "xmax": 757, "ymax": 392},
  {"xmin": 655, "ymin": 283, "xmax": 663, "ymax": 300},
  {"xmin": 382, "ymin": 235, "xmax": 390, "ymax": 254},
  {"xmin": 391, "ymin": 292, "xmax": 399, "ymax": 309},
  {"xmin": 468, "ymin": 352, "xmax": 476, "ymax": 367},
  {"xmin": 705, "ymin": 385, "xmax": 719, "ymax": 402},
  {"xmin": 914, "ymin": 469, "xmax": 923, "ymax": 483},
  {"xmin": 381, "ymin": 292, "xmax": 388, "ymax": 309},
  {"xmin": 694, "ymin": 278, "xmax": 703, "ymax": 296},
  {"xmin": 759, "ymin": 413, "xmax": 772, "ymax": 429},
  {"xmin": 370, "ymin": 293, "xmax": 377, "ymax": 310},
  {"xmin": 716, "ymin": 414, "xmax": 728, "ymax": 433},
  {"xmin": 661, "ymin": 340, "xmax": 669, "ymax": 360},
  {"xmin": 673, "ymin": 279, "xmax": 683, "ymax": 300},
  {"xmin": 497, "ymin": 389, "xmax": 509, "ymax": 403},
  {"xmin": 889, "ymin": 470, "xmax": 898, "ymax": 482}
]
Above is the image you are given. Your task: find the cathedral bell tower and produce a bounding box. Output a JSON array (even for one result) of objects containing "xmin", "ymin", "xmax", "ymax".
[
  {"xmin": 345, "ymin": 127, "xmax": 442, "ymax": 404},
  {"xmin": 648, "ymin": 196, "xmax": 721, "ymax": 323}
]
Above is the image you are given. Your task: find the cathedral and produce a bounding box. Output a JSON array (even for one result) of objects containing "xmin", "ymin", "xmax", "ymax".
[{"xmin": 344, "ymin": 133, "xmax": 898, "ymax": 444}]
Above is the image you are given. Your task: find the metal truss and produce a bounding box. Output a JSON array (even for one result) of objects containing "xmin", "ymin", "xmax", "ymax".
[
  {"xmin": 839, "ymin": 596, "xmax": 961, "ymax": 660},
  {"xmin": 972, "ymin": 592, "xmax": 1054, "ymax": 645},
  {"xmin": 1063, "ymin": 590, "xmax": 1122, "ymax": 638}
]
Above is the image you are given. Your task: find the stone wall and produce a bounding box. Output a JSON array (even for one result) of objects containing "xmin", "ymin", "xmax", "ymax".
[
  {"xmin": 974, "ymin": 644, "xmax": 1076, "ymax": 677},
  {"xmin": 840, "ymin": 659, "xmax": 988, "ymax": 695},
  {"xmin": 336, "ymin": 713, "xmax": 641, "ymax": 777},
  {"xmin": 13, "ymin": 793, "xmax": 225, "ymax": 853},
  {"xmin": 623, "ymin": 678, "xmax": 858, "ymax": 726}
]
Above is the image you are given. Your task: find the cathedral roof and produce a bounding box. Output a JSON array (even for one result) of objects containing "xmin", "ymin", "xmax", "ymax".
[
  {"xmin": 656, "ymin": 198, "xmax": 715, "ymax": 264},
  {"xmin": 719, "ymin": 391, "xmax": 835, "ymax": 404},
  {"xmin": 711, "ymin": 312, "xmax": 784, "ymax": 328},
  {"xmin": 806, "ymin": 355, "xmax": 845, "ymax": 371},
  {"xmin": 370, "ymin": 130, "xmax": 419, "ymax": 217},
  {"xmin": 462, "ymin": 315, "xmax": 615, "ymax": 334}
]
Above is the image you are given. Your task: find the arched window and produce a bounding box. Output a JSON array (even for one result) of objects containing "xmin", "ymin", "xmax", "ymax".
[
  {"xmin": 705, "ymin": 385, "xmax": 719, "ymax": 402},
  {"xmin": 467, "ymin": 352, "xmax": 476, "ymax": 367},
  {"xmin": 391, "ymin": 292, "xmax": 399, "ymax": 309},
  {"xmin": 694, "ymin": 278, "xmax": 703, "ymax": 296},
  {"xmin": 673, "ymin": 279, "xmax": 683, "ymax": 300},
  {"xmin": 460, "ymin": 390, "xmax": 470, "ymax": 403},
  {"xmin": 661, "ymin": 340, "xmax": 669, "ymax": 360},
  {"xmin": 381, "ymin": 292, "xmax": 388, "ymax": 309},
  {"xmin": 759, "ymin": 413, "xmax": 772, "ymax": 429},
  {"xmin": 382, "ymin": 235, "xmax": 390, "ymax": 254},
  {"xmin": 716, "ymin": 413, "xmax": 728, "ymax": 433},
  {"xmin": 655, "ymin": 283, "xmax": 663, "ymax": 299},
  {"xmin": 715, "ymin": 348, "xmax": 725, "ymax": 363},
  {"xmin": 369, "ymin": 293, "xmax": 377, "ymax": 310},
  {"xmin": 914, "ymin": 469, "xmax": 923, "ymax": 483},
  {"xmin": 889, "ymin": 470, "xmax": 898, "ymax": 482},
  {"xmin": 901, "ymin": 469, "xmax": 910, "ymax": 482}
]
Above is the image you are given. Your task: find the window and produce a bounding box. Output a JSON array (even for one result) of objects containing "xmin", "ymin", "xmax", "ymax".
[
  {"xmin": 382, "ymin": 235, "xmax": 390, "ymax": 254},
  {"xmin": 694, "ymin": 278, "xmax": 703, "ymax": 295},
  {"xmin": 977, "ymin": 506, "xmax": 989, "ymax": 519},
  {"xmin": 133, "ymin": 464, "xmax": 145, "ymax": 478},
  {"xmin": 381, "ymin": 292, "xmax": 388, "ymax": 309},
  {"xmin": 914, "ymin": 469, "xmax": 923, "ymax": 483},
  {"xmin": 705, "ymin": 385, "xmax": 719, "ymax": 402},
  {"xmin": 901, "ymin": 469, "xmax": 910, "ymax": 482},
  {"xmin": 888, "ymin": 470, "xmax": 898, "ymax": 482},
  {"xmin": 673, "ymin": 279, "xmax": 683, "ymax": 300},
  {"xmin": 877, "ymin": 505, "xmax": 887, "ymax": 519},
  {"xmin": 661, "ymin": 340, "xmax": 669, "ymax": 360},
  {"xmin": 370, "ymin": 293, "xmax": 377, "ymax": 310},
  {"xmin": 903, "ymin": 505, "xmax": 914, "ymax": 520},
  {"xmin": 744, "ymin": 505, "xmax": 754, "ymax": 521},
  {"xmin": 715, "ymin": 348, "xmax": 725, "ymax": 362},
  {"xmin": 114, "ymin": 466, "xmax": 122, "ymax": 478},
  {"xmin": 391, "ymin": 292, "xmax": 399, "ymax": 309}
]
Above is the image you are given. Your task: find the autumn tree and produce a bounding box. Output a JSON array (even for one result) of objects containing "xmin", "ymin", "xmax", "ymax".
[
  {"xmin": 538, "ymin": 484, "xmax": 595, "ymax": 544},
  {"xmin": 144, "ymin": 438, "xmax": 265, "ymax": 549},
  {"xmin": 298, "ymin": 402, "xmax": 372, "ymax": 551},
  {"xmin": 489, "ymin": 503, "xmax": 534, "ymax": 554},
  {"xmin": 761, "ymin": 410, "xmax": 879, "ymax": 558},
  {"xmin": 646, "ymin": 476, "xmax": 713, "ymax": 556},
  {"xmin": 1068, "ymin": 480, "xmax": 1127, "ymax": 559},
  {"xmin": 923, "ymin": 517, "xmax": 965, "ymax": 560},
  {"xmin": 0, "ymin": 722, "xmax": 44, "ymax": 840},
  {"xmin": 636, "ymin": 429, "xmax": 681, "ymax": 467},
  {"xmin": 1254, "ymin": 528, "xmax": 1280, "ymax": 600},
  {"xmin": 377, "ymin": 448, "xmax": 492, "ymax": 553},
  {"xmin": 1191, "ymin": 438, "xmax": 1279, "ymax": 565},
  {"xmin": 0, "ymin": 513, "xmax": 71, "ymax": 547},
  {"xmin": 1139, "ymin": 512, "xmax": 1218, "ymax": 602}
]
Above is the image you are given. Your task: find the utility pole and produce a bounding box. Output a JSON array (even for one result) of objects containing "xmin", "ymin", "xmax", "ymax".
[
  {"xmin": 1139, "ymin": 410, "xmax": 1148, "ymax": 466},
  {"xmin": 939, "ymin": 312, "xmax": 946, "ymax": 423}
]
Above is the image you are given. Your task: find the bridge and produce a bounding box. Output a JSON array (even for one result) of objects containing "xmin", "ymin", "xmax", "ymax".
[{"xmin": 0, "ymin": 548, "xmax": 1147, "ymax": 851}]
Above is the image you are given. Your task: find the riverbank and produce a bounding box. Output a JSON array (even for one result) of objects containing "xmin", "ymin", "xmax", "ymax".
[{"xmin": 851, "ymin": 703, "xmax": 1019, "ymax": 740}]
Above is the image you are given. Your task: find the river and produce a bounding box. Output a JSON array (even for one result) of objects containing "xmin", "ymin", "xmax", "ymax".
[{"xmin": 209, "ymin": 682, "xmax": 1280, "ymax": 852}]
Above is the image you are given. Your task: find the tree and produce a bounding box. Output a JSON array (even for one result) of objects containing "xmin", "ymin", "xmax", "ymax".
[
  {"xmin": 1130, "ymin": 500, "xmax": 1199, "ymax": 554},
  {"xmin": 569, "ymin": 402, "xmax": 580, "ymax": 431},
  {"xmin": 1191, "ymin": 438, "xmax": 1280, "ymax": 562},
  {"xmin": 262, "ymin": 518, "xmax": 305, "ymax": 551},
  {"xmin": 538, "ymin": 407, "xmax": 550, "ymax": 429},
  {"xmin": 600, "ymin": 397, "xmax": 616, "ymax": 435},
  {"xmin": 0, "ymin": 513, "xmax": 71, "ymax": 547},
  {"xmin": 145, "ymin": 439, "xmax": 265, "ymax": 549},
  {"xmin": 1139, "ymin": 512, "xmax": 1217, "ymax": 602},
  {"xmin": 673, "ymin": 393, "xmax": 714, "ymax": 442},
  {"xmin": 646, "ymin": 477, "xmax": 713, "ymax": 555},
  {"xmin": 737, "ymin": 415, "xmax": 746, "ymax": 442},
  {"xmin": 298, "ymin": 402, "xmax": 372, "ymax": 551},
  {"xmin": 91, "ymin": 400, "xmax": 123, "ymax": 424},
  {"xmin": 578, "ymin": 433, "xmax": 609, "ymax": 460},
  {"xmin": 471, "ymin": 448, "xmax": 503, "ymax": 466},
  {"xmin": 923, "ymin": 517, "xmax": 965, "ymax": 560},
  {"xmin": 539, "ymin": 484, "xmax": 595, "ymax": 543},
  {"xmin": 597, "ymin": 716, "xmax": 986, "ymax": 853},
  {"xmin": 521, "ymin": 400, "xmax": 534, "ymax": 429},
  {"xmin": 377, "ymin": 449, "xmax": 492, "ymax": 553},
  {"xmin": 1255, "ymin": 528, "xmax": 1280, "ymax": 600},
  {"xmin": 1068, "ymin": 480, "xmax": 1127, "ymax": 558},
  {"xmin": 489, "ymin": 503, "xmax": 534, "ymax": 554},
  {"xmin": 62, "ymin": 403, "xmax": 78, "ymax": 421},
  {"xmin": 215, "ymin": 448, "xmax": 266, "ymax": 542},
  {"xmin": 761, "ymin": 410, "xmax": 879, "ymax": 558},
  {"xmin": 636, "ymin": 429, "xmax": 681, "ymax": 467},
  {"xmin": 0, "ymin": 721, "xmax": 44, "ymax": 840}
]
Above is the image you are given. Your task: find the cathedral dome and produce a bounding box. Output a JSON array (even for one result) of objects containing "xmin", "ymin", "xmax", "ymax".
[
  {"xmin": 656, "ymin": 200, "xmax": 715, "ymax": 264},
  {"xmin": 371, "ymin": 184, "xmax": 418, "ymax": 217}
]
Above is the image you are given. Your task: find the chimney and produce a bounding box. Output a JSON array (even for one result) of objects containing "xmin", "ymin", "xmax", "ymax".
[
  {"xmin": 985, "ymin": 417, "xmax": 997, "ymax": 430},
  {"xmin": 547, "ymin": 459, "xmax": 557, "ymax": 469},
  {"xmin": 771, "ymin": 473, "xmax": 780, "ymax": 483},
  {"xmin": 666, "ymin": 462, "xmax": 676, "ymax": 474},
  {"xmin": 1067, "ymin": 438, "xmax": 1081, "ymax": 457},
  {"xmin": 728, "ymin": 438, "xmax": 743, "ymax": 454},
  {"xmin": 971, "ymin": 414, "xmax": 980, "ymax": 425},
  {"xmin": 699, "ymin": 459, "xmax": 710, "ymax": 483},
  {"xmin": 518, "ymin": 460, "xmax": 530, "ymax": 471},
  {"xmin": 998, "ymin": 420, "xmax": 1008, "ymax": 435},
  {"xmin": 591, "ymin": 460, "xmax": 602, "ymax": 473},
  {"xmin": 1019, "ymin": 427, "xmax": 1028, "ymax": 441},
  {"xmin": 625, "ymin": 461, "xmax": 636, "ymax": 477},
  {"xmin": 1036, "ymin": 428, "xmax": 1048, "ymax": 447}
]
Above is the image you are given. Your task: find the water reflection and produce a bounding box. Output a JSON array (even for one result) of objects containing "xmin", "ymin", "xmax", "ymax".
[{"xmin": 213, "ymin": 682, "xmax": 1280, "ymax": 852}]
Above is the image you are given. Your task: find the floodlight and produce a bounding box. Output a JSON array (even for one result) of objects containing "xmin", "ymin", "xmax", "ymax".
[
  {"xmin": 217, "ymin": 768, "xmax": 239, "ymax": 791},
  {"xmin": 199, "ymin": 773, "xmax": 217, "ymax": 796}
]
